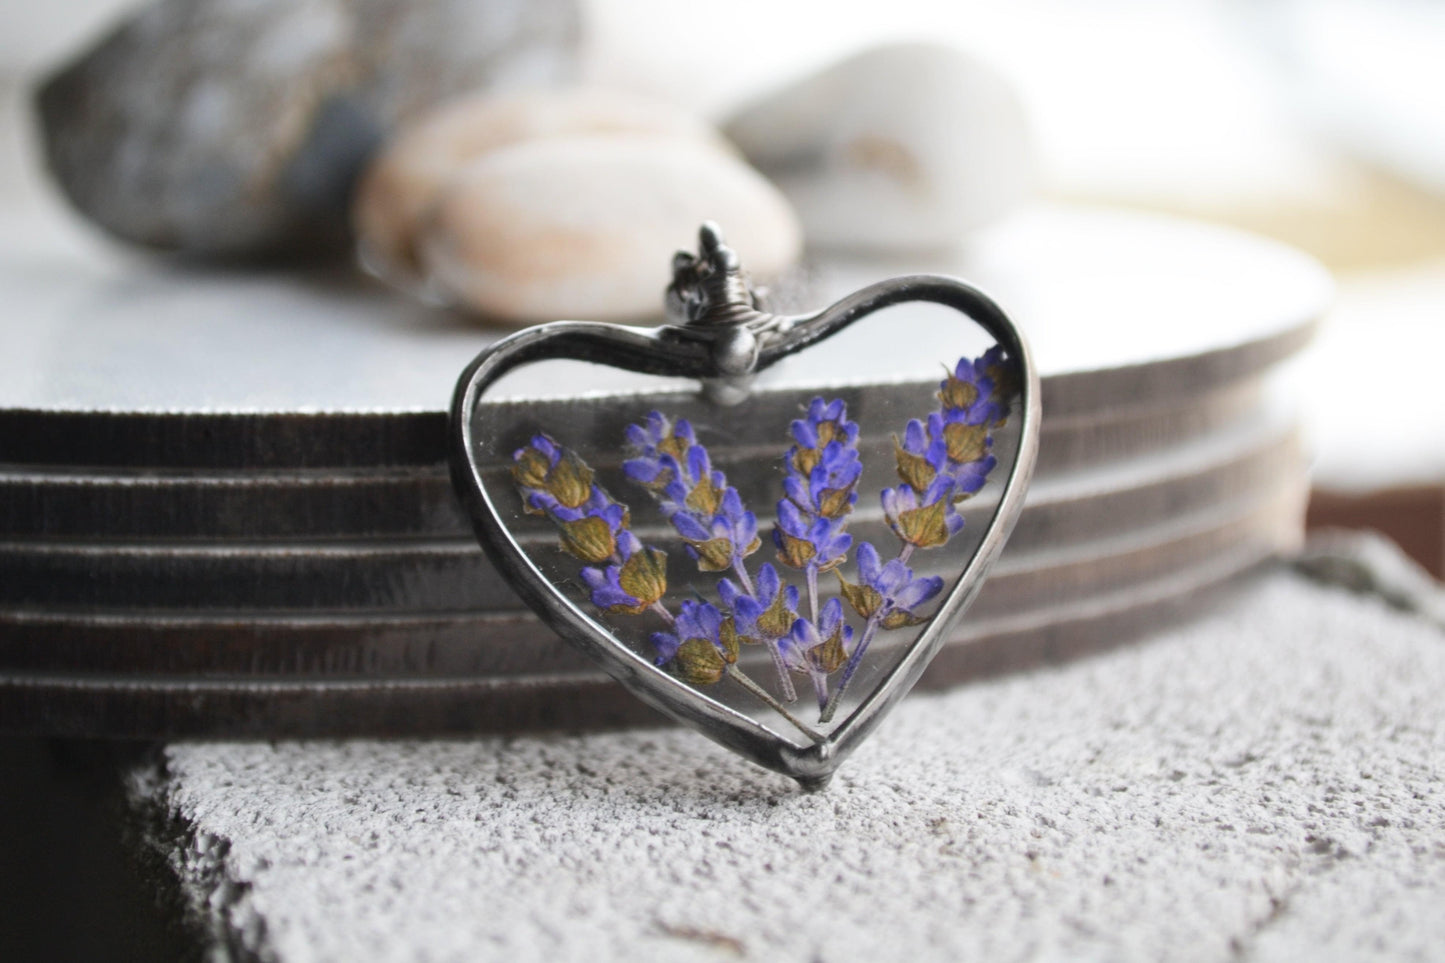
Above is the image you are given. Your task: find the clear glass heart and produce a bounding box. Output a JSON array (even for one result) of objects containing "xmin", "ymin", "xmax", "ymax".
[{"xmin": 464, "ymin": 297, "xmax": 1026, "ymax": 753}]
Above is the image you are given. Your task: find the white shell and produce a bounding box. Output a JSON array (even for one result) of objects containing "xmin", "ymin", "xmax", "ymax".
[
  {"xmin": 420, "ymin": 135, "xmax": 802, "ymax": 325},
  {"xmin": 725, "ymin": 43, "xmax": 1035, "ymax": 251},
  {"xmin": 354, "ymin": 87, "xmax": 729, "ymax": 286}
]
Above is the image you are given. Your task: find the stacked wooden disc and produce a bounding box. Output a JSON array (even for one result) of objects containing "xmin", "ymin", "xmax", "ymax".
[{"xmin": 0, "ymin": 208, "xmax": 1330, "ymax": 736}]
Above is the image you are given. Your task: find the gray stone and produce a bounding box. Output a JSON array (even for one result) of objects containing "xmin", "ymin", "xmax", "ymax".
[
  {"xmin": 34, "ymin": 0, "xmax": 580, "ymax": 260},
  {"xmin": 130, "ymin": 566, "xmax": 1445, "ymax": 960}
]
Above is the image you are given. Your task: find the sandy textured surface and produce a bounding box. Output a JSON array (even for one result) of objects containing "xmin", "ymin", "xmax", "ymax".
[{"xmin": 135, "ymin": 558, "xmax": 1445, "ymax": 962}]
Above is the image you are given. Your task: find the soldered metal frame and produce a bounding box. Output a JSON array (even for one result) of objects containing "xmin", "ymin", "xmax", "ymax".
[{"xmin": 450, "ymin": 224, "xmax": 1040, "ymax": 790}]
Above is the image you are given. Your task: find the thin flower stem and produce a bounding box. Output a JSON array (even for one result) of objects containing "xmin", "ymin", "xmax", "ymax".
[
  {"xmin": 649, "ymin": 601, "xmax": 676, "ymax": 625},
  {"xmin": 819, "ymin": 612, "xmax": 882, "ymax": 723},
  {"xmin": 726, "ymin": 664, "xmax": 822, "ymax": 742},
  {"xmin": 731, "ymin": 559, "xmax": 755, "ymax": 595},
  {"xmin": 765, "ymin": 638, "xmax": 799, "ymax": 703},
  {"xmin": 806, "ymin": 564, "xmax": 819, "ymax": 624},
  {"xmin": 810, "ymin": 669, "xmax": 829, "ymax": 713},
  {"xmin": 820, "ymin": 536, "xmax": 917, "ymax": 723},
  {"xmin": 724, "ymin": 558, "xmax": 794, "ymax": 701}
]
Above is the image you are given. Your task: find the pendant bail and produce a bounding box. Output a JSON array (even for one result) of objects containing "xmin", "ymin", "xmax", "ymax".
[{"xmin": 666, "ymin": 222, "xmax": 785, "ymax": 405}]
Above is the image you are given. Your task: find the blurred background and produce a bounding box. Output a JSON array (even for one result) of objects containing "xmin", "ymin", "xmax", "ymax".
[
  {"xmin": 3, "ymin": 0, "xmax": 1441, "ymax": 571},
  {"xmin": 1, "ymin": 0, "xmax": 1442, "ymax": 957}
]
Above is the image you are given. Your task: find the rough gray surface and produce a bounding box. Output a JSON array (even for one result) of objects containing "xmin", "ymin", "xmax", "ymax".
[
  {"xmin": 35, "ymin": 0, "xmax": 579, "ymax": 259},
  {"xmin": 1298, "ymin": 528, "xmax": 1445, "ymax": 629},
  {"xmin": 134, "ymin": 567, "xmax": 1445, "ymax": 962}
]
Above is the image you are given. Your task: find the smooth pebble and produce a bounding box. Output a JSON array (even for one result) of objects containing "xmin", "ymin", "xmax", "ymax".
[
  {"xmin": 355, "ymin": 87, "xmax": 727, "ymax": 285},
  {"xmin": 35, "ymin": 0, "xmax": 580, "ymax": 260},
  {"xmin": 423, "ymin": 136, "xmax": 801, "ymax": 324},
  {"xmin": 724, "ymin": 42, "xmax": 1033, "ymax": 251}
]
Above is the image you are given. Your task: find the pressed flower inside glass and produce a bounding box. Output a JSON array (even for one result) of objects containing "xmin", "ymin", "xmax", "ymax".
[{"xmin": 472, "ymin": 300, "xmax": 1023, "ymax": 744}]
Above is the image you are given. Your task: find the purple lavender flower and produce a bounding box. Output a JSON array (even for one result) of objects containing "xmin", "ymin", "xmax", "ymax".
[
  {"xmin": 717, "ymin": 561, "xmax": 801, "ymax": 702},
  {"xmin": 719, "ymin": 563, "xmax": 799, "ymax": 644},
  {"xmin": 938, "ymin": 345, "xmax": 1011, "ymax": 426},
  {"xmin": 624, "ymin": 412, "xmax": 760, "ymax": 573},
  {"xmin": 669, "ymin": 487, "xmax": 760, "ymax": 573},
  {"xmin": 790, "ymin": 398, "xmax": 860, "ymax": 455},
  {"xmin": 782, "ymin": 437, "xmax": 863, "ymax": 519},
  {"xmin": 579, "ymin": 530, "xmax": 668, "ymax": 616},
  {"xmin": 881, "ymin": 477, "xmax": 965, "ymax": 550},
  {"xmin": 649, "ymin": 599, "xmax": 735, "ymax": 685},
  {"xmin": 927, "ymin": 411, "xmax": 997, "ymax": 496},
  {"xmin": 882, "ymin": 347, "xmax": 1015, "ymax": 550},
  {"xmin": 783, "ymin": 597, "xmax": 855, "ymax": 709},
  {"xmin": 774, "ymin": 398, "xmax": 861, "ymax": 573},
  {"xmin": 892, "ymin": 418, "xmax": 951, "ymax": 494},
  {"xmin": 513, "ymin": 434, "xmax": 594, "ymax": 514},
  {"xmin": 823, "ymin": 346, "xmax": 1017, "ymax": 722},
  {"xmin": 836, "ymin": 541, "xmax": 944, "ymax": 629},
  {"xmin": 512, "ymin": 435, "xmax": 667, "ymax": 614}
]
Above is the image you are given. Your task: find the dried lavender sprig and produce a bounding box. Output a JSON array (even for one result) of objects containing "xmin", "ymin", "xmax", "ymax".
[
  {"xmin": 774, "ymin": 398, "xmax": 862, "ymax": 621},
  {"xmin": 819, "ymin": 541, "xmax": 943, "ymax": 721},
  {"xmin": 719, "ymin": 563, "xmax": 801, "ymax": 707},
  {"xmin": 820, "ymin": 347, "xmax": 1017, "ymax": 723},
  {"xmin": 781, "ymin": 597, "xmax": 855, "ymax": 712},
  {"xmin": 623, "ymin": 413, "xmax": 761, "ymax": 578},
  {"xmin": 624, "ymin": 412, "xmax": 796, "ymax": 700},
  {"xmin": 513, "ymin": 435, "xmax": 668, "ymax": 615},
  {"xmin": 516, "ymin": 433, "xmax": 816, "ymax": 737},
  {"xmin": 650, "ymin": 597, "xmax": 821, "ymax": 740}
]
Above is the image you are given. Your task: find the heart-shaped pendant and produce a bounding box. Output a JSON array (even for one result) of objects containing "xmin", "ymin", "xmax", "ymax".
[{"xmin": 450, "ymin": 224, "xmax": 1039, "ymax": 790}]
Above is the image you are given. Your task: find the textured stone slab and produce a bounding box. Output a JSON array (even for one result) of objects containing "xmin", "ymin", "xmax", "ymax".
[{"xmin": 130, "ymin": 562, "xmax": 1445, "ymax": 961}]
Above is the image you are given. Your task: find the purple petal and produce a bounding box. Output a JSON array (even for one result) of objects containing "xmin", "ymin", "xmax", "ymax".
[
  {"xmin": 893, "ymin": 573, "xmax": 944, "ymax": 612},
  {"xmin": 615, "ymin": 531, "xmax": 641, "ymax": 560},
  {"xmin": 530, "ymin": 435, "xmax": 559, "ymax": 461},
  {"xmin": 819, "ymin": 596, "xmax": 844, "ymax": 634},
  {"xmin": 718, "ymin": 578, "xmax": 744, "ymax": 609},
  {"xmin": 952, "ymin": 454, "xmax": 996, "ymax": 495},
  {"xmin": 623, "ymin": 457, "xmax": 661, "ymax": 484},
  {"xmin": 926, "ymin": 437, "xmax": 951, "ymax": 471},
  {"xmin": 719, "ymin": 486, "xmax": 745, "ymax": 519},
  {"xmin": 730, "ymin": 509, "xmax": 758, "ymax": 548},
  {"xmin": 881, "ymin": 485, "xmax": 915, "ymax": 520},
  {"xmin": 874, "ymin": 558, "xmax": 909, "ymax": 597},
  {"xmin": 922, "ymin": 474, "xmax": 955, "ymax": 507},
  {"xmin": 685, "ymin": 446, "xmax": 710, "ymax": 486},
  {"xmin": 734, "ymin": 596, "xmax": 764, "ymax": 636},
  {"xmin": 783, "ymin": 475, "xmax": 811, "ymax": 510},
  {"xmin": 791, "ymin": 418, "xmax": 819, "ymax": 450},
  {"xmin": 856, "ymin": 541, "xmax": 882, "ymax": 584},
  {"xmin": 650, "ymin": 631, "xmax": 680, "ymax": 665},
  {"xmin": 756, "ymin": 563, "xmax": 779, "ymax": 601},
  {"xmin": 788, "ymin": 614, "xmax": 819, "ymax": 650},
  {"xmin": 581, "ymin": 564, "xmax": 637, "ymax": 610},
  {"xmin": 776, "ymin": 498, "xmax": 810, "ymax": 537},
  {"xmin": 904, "ymin": 419, "xmax": 928, "ymax": 454},
  {"xmin": 671, "ymin": 512, "xmax": 711, "ymax": 541}
]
